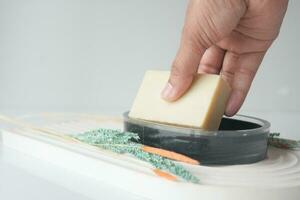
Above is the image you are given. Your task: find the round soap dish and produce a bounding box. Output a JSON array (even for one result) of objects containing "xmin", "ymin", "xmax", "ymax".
[{"xmin": 123, "ymin": 111, "xmax": 270, "ymax": 165}]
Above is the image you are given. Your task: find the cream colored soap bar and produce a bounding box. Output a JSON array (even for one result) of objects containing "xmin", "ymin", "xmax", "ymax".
[{"xmin": 129, "ymin": 70, "xmax": 231, "ymax": 130}]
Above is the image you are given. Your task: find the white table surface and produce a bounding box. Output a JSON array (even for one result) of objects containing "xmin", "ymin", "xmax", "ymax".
[
  {"xmin": 0, "ymin": 111, "xmax": 299, "ymax": 200},
  {"xmin": 0, "ymin": 145, "xmax": 145, "ymax": 200},
  {"xmin": 0, "ymin": 112, "xmax": 146, "ymax": 200}
]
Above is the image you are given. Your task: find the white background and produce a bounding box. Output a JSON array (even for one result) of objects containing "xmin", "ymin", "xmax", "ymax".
[
  {"xmin": 0, "ymin": 0, "xmax": 299, "ymax": 114},
  {"xmin": 1, "ymin": 0, "xmax": 299, "ymax": 138}
]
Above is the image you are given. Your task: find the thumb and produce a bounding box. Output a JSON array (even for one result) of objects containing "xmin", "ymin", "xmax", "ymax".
[
  {"xmin": 161, "ymin": 0, "xmax": 246, "ymax": 102},
  {"xmin": 161, "ymin": 36, "xmax": 205, "ymax": 101},
  {"xmin": 161, "ymin": 1, "xmax": 206, "ymax": 101}
]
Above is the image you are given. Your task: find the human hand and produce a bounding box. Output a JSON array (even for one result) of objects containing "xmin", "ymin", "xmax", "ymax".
[{"xmin": 161, "ymin": 0, "xmax": 288, "ymax": 116}]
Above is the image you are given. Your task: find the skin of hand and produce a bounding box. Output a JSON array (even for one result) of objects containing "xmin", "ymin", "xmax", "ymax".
[{"xmin": 161, "ymin": 0, "xmax": 289, "ymax": 116}]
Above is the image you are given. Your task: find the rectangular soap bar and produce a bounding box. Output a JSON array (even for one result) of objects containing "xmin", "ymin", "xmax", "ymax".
[{"xmin": 129, "ymin": 70, "xmax": 231, "ymax": 130}]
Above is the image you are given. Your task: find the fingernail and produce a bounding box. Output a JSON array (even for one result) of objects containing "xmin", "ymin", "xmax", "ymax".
[
  {"xmin": 225, "ymin": 103, "xmax": 235, "ymax": 117},
  {"xmin": 161, "ymin": 82, "xmax": 175, "ymax": 101},
  {"xmin": 225, "ymin": 92, "xmax": 240, "ymax": 116}
]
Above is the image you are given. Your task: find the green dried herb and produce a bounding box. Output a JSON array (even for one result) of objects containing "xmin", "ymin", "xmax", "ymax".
[
  {"xmin": 73, "ymin": 128, "xmax": 199, "ymax": 183},
  {"xmin": 268, "ymin": 133, "xmax": 300, "ymax": 150}
]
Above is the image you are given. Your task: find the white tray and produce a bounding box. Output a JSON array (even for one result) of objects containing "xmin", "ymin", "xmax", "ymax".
[{"xmin": 1, "ymin": 113, "xmax": 300, "ymax": 200}]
